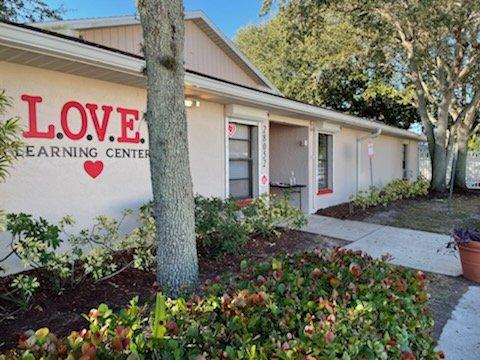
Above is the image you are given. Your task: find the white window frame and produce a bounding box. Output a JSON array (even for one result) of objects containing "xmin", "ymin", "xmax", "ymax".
[
  {"xmin": 225, "ymin": 117, "xmax": 261, "ymax": 199},
  {"xmin": 316, "ymin": 130, "xmax": 335, "ymax": 194}
]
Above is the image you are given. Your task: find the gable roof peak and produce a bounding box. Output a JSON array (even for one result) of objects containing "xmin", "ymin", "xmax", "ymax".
[{"xmin": 30, "ymin": 11, "xmax": 281, "ymax": 94}]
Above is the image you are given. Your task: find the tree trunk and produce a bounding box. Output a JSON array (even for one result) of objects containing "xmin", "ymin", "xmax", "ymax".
[
  {"xmin": 138, "ymin": 0, "xmax": 198, "ymax": 296},
  {"xmin": 431, "ymin": 139, "xmax": 447, "ymax": 192},
  {"xmin": 430, "ymin": 101, "xmax": 449, "ymax": 192},
  {"xmin": 454, "ymin": 122, "xmax": 472, "ymax": 190},
  {"xmin": 454, "ymin": 142, "xmax": 468, "ymax": 190}
]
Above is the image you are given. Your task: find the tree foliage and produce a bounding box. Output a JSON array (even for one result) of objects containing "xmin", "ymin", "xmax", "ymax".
[
  {"xmin": 0, "ymin": 91, "xmax": 23, "ymax": 182},
  {"xmin": 260, "ymin": 0, "xmax": 480, "ymax": 191},
  {"xmin": 236, "ymin": 7, "xmax": 418, "ymax": 129},
  {"xmin": 0, "ymin": 0, "xmax": 63, "ymax": 22}
]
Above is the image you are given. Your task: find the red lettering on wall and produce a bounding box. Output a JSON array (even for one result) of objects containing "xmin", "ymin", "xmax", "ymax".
[
  {"xmin": 117, "ymin": 107, "xmax": 140, "ymax": 143},
  {"xmin": 86, "ymin": 104, "xmax": 113, "ymax": 141},
  {"xmin": 21, "ymin": 94, "xmax": 55, "ymax": 139},
  {"xmin": 61, "ymin": 101, "xmax": 88, "ymax": 140}
]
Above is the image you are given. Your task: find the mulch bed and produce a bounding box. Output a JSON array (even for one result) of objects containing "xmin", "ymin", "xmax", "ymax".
[
  {"xmin": 0, "ymin": 230, "xmax": 335, "ymax": 351},
  {"xmin": 316, "ymin": 189, "xmax": 480, "ymax": 221},
  {"xmin": 315, "ymin": 196, "xmax": 436, "ymax": 221}
]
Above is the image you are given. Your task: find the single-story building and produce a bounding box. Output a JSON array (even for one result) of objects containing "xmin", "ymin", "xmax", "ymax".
[{"xmin": 0, "ymin": 12, "xmax": 424, "ymax": 233}]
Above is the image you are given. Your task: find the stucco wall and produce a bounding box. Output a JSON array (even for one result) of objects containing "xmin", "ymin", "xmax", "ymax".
[
  {"xmin": 314, "ymin": 126, "xmax": 420, "ymax": 209},
  {"xmin": 0, "ymin": 61, "xmax": 225, "ymax": 231}
]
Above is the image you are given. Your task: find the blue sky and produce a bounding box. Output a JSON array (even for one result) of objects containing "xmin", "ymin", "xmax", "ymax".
[{"xmin": 45, "ymin": 0, "xmax": 267, "ymax": 39}]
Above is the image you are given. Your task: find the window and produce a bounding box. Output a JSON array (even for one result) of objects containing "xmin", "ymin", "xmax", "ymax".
[
  {"xmin": 229, "ymin": 123, "xmax": 254, "ymax": 199},
  {"xmin": 402, "ymin": 144, "xmax": 408, "ymax": 179},
  {"xmin": 318, "ymin": 133, "xmax": 333, "ymax": 191}
]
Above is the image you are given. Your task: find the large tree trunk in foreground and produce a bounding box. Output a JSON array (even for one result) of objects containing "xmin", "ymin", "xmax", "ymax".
[{"xmin": 138, "ymin": 0, "xmax": 198, "ymax": 296}]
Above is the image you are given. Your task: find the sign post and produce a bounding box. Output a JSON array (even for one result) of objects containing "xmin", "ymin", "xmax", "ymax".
[{"xmin": 367, "ymin": 141, "xmax": 374, "ymax": 188}]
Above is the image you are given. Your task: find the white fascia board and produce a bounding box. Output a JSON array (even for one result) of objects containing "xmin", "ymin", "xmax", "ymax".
[
  {"xmin": 29, "ymin": 13, "xmax": 219, "ymax": 32},
  {"xmin": 32, "ymin": 13, "xmax": 199, "ymax": 29},
  {"xmin": 187, "ymin": 11, "xmax": 282, "ymax": 95},
  {"xmin": 185, "ymin": 72, "xmax": 426, "ymax": 141},
  {"xmin": 1, "ymin": 22, "xmax": 424, "ymax": 142},
  {"xmin": 29, "ymin": 15, "xmax": 140, "ymax": 30},
  {"xmin": 0, "ymin": 22, "xmax": 144, "ymax": 76}
]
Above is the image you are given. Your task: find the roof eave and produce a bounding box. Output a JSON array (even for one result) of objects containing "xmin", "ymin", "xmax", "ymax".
[{"xmin": 0, "ymin": 21, "xmax": 425, "ymax": 142}]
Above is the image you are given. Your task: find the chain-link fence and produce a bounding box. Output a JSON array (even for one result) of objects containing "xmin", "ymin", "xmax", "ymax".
[{"xmin": 418, "ymin": 142, "xmax": 480, "ymax": 188}]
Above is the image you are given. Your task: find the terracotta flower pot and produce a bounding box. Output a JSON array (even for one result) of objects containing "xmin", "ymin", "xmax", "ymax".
[{"xmin": 458, "ymin": 240, "xmax": 480, "ymax": 283}]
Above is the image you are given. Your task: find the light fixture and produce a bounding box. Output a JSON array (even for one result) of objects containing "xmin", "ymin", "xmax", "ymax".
[{"xmin": 184, "ymin": 98, "xmax": 200, "ymax": 108}]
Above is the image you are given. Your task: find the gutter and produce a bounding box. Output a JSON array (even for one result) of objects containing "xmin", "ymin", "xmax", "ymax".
[{"xmin": 187, "ymin": 72, "xmax": 425, "ymax": 141}]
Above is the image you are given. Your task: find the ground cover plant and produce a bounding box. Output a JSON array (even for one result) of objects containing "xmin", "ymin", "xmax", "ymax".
[
  {"xmin": 350, "ymin": 178, "xmax": 429, "ymax": 210},
  {"xmin": 0, "ymin": 230, "xmax": 334, "ymax": 351},
  {"xmin": 5, "ymin": 248, "xmax": 442, "ymax": 359}
]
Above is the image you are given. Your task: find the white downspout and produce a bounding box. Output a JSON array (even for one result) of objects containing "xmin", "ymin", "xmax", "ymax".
[{"xmin": 356, "ymin": 129, "xmax": 382, "ymax": 192}]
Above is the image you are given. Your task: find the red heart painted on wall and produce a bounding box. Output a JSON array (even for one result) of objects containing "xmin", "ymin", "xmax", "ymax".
[
  {"xmin": 228, "ymin": 123, "xmax": 237, "ymax": 137},
  {"xmin": 84, "ymin": 160, "xmax": 104, "ymax": 179}
]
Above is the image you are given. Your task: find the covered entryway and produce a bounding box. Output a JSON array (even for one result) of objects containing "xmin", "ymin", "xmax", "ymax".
[{"xmin": 269, "ymin": 121, "xmax": 310, "ymax": 212}]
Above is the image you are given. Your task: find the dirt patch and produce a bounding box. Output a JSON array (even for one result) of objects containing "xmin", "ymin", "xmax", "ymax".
[
  {"xmin": 318, "ymin": 192, "xmax": 480, "ymax": 234},
  {"xmin": 0, "ymin": 230, "xmax": 343, "ymax": 351}
]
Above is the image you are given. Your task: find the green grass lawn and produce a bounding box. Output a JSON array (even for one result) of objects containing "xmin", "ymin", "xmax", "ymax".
[{"xmin": 363, "ymin": 194, "xmax": 480, "ymax": 234}]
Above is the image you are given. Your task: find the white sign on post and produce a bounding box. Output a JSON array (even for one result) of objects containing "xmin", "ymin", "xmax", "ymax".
[{"xmin": 367, "ymin": 141, "xmax": 374, "ymax": 159}]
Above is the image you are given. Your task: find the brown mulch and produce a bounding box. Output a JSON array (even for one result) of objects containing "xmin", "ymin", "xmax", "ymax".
[
  {"xmin": 0, "ymin": 230, "xmax": 341, "ymax": 351},
  {"xmin": 316, "ymin": 189, "xmax": 480, "ymax": 221}
]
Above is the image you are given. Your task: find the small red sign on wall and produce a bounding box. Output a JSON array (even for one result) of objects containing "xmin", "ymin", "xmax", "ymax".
[
  {"xmin": 228, "ymin": 123, "xmax": 237, "ymax": 137},
  {"xmin": 367, "ymin": 141, "xmax": 374, "ymax": 159},
  {"xmin": 261, "ymin": 175, "xmax": 268, "ymax": 185}
]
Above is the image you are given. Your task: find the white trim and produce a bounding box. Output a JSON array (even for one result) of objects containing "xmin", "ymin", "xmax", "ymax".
[
  {"xmin": 0, "ymin": 22, "xmax": 425, "ymax": 142},
  {"xmin": 30, "ymin": 15, "xmax": 141, "ymax": 30},
  {"xmin": 186, "ymin": 72, "xmax": 425, "ymax": 141},
  {"xmin": 0, "ymin": 22, "xmax": 144, "ymax": 76},
  {"xmin": 226, "ymin": 118, "xmax": 261, "ymax": 199},
  {"xmin": 224, "ymin": 116, "xmax": 230, "ymax": 198},
  {"xmin": 315, "ymin": 130, "xmax": 335, "ymax": 194},
  {"xmin": 186, "ymin": 12, "xmax": 282, "ymax": 95}
]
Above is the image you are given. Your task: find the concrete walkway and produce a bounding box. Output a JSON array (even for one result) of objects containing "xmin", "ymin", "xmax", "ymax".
[
  {"xmin": 438, "ymin": 286, "xmax": 480, "ymax": 359},
  {"xmin": 303, "ymin": 215, "xmax": 462, "ymax": 276}
]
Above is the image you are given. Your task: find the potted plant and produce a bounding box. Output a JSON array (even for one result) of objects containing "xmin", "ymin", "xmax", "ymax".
[{"xmin": 448, "ymin": 228, "xmax": 480, "ymax": 282}]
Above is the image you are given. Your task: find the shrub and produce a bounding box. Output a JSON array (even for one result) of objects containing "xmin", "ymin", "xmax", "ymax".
[
  {"xmin": 1, "ymin": 194, "xmax": 305, "ymax": 311},
  {"xmin": 243, "ymin": 194, "xmax": 307, "ymax": 237},
  {"xmin": 194, "ymin": 195, "xmax": 248, "ymax": 257},
  {"xmin": 0, "ymin": 209, "xmax": 156, "ymax": 311},
  {"xmin": 351, "ymin": 177, "xmax": 429, "ymax": 210},
  {"xmin": 10, "ymin": 249, "xmax": 442, "ymax": 359},
  {"xmin": 194, "ymin": 194, "xmax": 307, "ymax": 258}
]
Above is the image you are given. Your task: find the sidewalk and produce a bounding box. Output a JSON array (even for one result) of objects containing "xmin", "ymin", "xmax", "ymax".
[
  {"xmin": 303, "ymin": 215, "xmax": 462, "ymax": 276},
  {"xmin": 437, "ymin": 286, "xmax": 480, "ymax": 359}
]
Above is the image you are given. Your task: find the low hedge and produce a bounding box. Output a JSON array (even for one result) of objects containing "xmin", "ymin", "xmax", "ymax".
[
  {"xmin": 9, "ymin": 249, "xmax": 442, "ymax": 359},
  {"xmin": 351, "ymin": 178, "xmax": 430, "ymax": 210}
]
